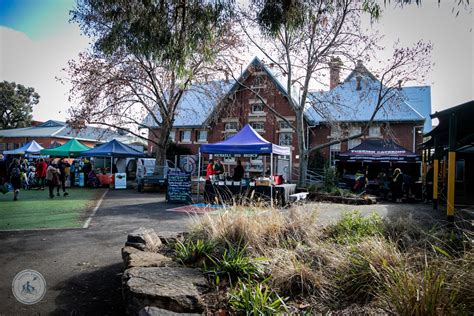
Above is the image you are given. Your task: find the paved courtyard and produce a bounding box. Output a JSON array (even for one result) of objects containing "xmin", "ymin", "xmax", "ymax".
[{"xmin": 0, "ymin": 190, "xmax": 470, "ymax": 315}]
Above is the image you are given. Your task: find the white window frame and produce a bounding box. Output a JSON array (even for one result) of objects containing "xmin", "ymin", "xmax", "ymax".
[
  {"xmin": 250, "ymin": 121, "xmax": 265, "ymax": 131},
  {"xmin": 180, "ymin": 130, "xmax": 191, "ymax": 143},
  {"xmin": 368, "ymin": 126, "xmax": 381, "ymax": 138},
  {"xmin": 279, "ymin": 132, "xmax": 293, "ymax": 146},
  {"xmin": 224, "ymin": 121, "xmax": 238, "ymax": 131},
  {"xmin": 251, "ymin": 103, "xmax": 264, "ymax": 114},
  {"xmin": 278, "ymin": 120, "xmax": 293, "ymax": 131},
  {"xmin": 197, "ymin": 130, "xmax": 207, "ymax": 142},
  {"xmin": 224, "ymin": 132, "xmax": 236, "ymax": 140}
]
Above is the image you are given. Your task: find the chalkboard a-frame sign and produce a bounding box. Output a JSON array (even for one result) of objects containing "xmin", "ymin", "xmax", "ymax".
[{"xmin": 166, "ymin": 172, "xmax": 192, "ymax": 203}]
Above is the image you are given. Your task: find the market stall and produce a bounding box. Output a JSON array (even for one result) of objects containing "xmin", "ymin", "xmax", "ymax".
[
  {"xmin": 3, "ymin": 140, "xmax": 44, "ymax": 156},
  {"xmin": 40, "ymin": 138, "xmax": 91, "ymax": 157},
  {"xmin": 198, "ymin": 124, "xmax": 293, "ymax": 206},
  {"xmin": 335, "ymin": 139, "xmax": 421, "ymax": 198},
  {"xmin": 80, "ymin": 139, "xmax": 145, "ymax": 189}
]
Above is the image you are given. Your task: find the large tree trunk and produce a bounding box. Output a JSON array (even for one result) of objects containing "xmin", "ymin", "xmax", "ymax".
[
  {"xmin": 295, "ymin": 110, "xmax": 308, "ymax": 187},
  {"xmin": 153, "ymin": 124, "xmax": 171, "ymax": 177}
]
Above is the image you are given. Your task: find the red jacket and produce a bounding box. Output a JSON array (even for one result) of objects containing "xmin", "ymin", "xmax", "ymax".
[
  {"xmin": 36, "ymin": 161, "xmax": 47, "ymax": 177},
  {"xmin": 206, "ymin": 163, "xmax": 215, "ymax": 180}
]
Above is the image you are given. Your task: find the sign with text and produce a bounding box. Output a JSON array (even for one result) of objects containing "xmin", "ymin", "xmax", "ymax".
[
  {"xmin": 115, "ymin": 173, "xmax": 127, "ymax": 189},
  {"xmin": 167, "ymin": 172, "xmax": 192, "ymax": 203}
]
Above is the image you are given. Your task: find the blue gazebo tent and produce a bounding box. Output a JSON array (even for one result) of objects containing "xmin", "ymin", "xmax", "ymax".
[
  {"xmin": 3, "ymin": 140, "xmax": 44, "ymax": 155},
  {"xmin": 81, "ymin": 139, "xmax": 145, "ymax": 158},
  {"xmin": 199, "ymin": 124, "xmax": 290, "ymax": 155},
  {"xmin": 198, "ymin": 124, "xmax": 291, "ymax": 205}
]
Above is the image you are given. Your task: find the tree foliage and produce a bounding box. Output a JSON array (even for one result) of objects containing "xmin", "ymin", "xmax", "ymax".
[{"xmin": 0, "ymin": 81, "xmax": 39, "ymax": 129}]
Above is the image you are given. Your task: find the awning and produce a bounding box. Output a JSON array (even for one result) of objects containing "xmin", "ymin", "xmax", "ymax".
[
  {"xmin": 40, "ymin": 139, "xmax": 91, "ymax": 157},
  {"xmin": 3, "ymin": 140, "xmax": 44, "ymax": 155},
  {"xmin": 81, "ymin": 139, "xmax": 144, "ymax": 157},
  {"xmin": 337, "ymin": 139, "xmax": 420, "ymax": 162},
  {"xmin": 199, "ymin": 124, "xmax": 291, "ymax": 155}
]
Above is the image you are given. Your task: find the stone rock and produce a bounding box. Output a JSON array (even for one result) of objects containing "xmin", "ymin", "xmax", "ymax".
[
  {"xmin": 122, "ymin": 246, "xmax": 142, "ymax": 262},
  {"xmin": 125, "ymin": 251, "xmax": 178, "ymax": 269},
  {"xmin": 139, "ymin": 306, "xmax": 201, "ymax": 316},
  {"xmin": 123, "ymin": 267, "xmax": 208, "ymax": 315},
  {"xmin": 126, "ymin": 227, "xmax": 162, "ymax": 251}
]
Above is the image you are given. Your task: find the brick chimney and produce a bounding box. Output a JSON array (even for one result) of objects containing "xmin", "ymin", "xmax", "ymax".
[{"xmin": 329, "ymin": 57, "xmax": 343, "ymax": 90}]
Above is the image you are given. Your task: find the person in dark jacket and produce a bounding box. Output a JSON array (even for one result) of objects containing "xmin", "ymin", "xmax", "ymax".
[
  {"xmin": 233, "ymin": 159, "xmax": 245, "ymax": 181},
  {"xmin": 8, "ymin": 159, "xmax": 21, "ymax": 201},
  {"xmin": 391, "ymin": 168, "xmax": 403, "ymax": 203},
  {"xmin": 57, "ymin": 158, "xmax": 70, "ymax": 196}
]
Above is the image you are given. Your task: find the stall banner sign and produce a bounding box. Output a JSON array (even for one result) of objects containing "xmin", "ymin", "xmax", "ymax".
[{"xmin": 115, "ymin": 173, "xmax": 127, "ymax": 189}]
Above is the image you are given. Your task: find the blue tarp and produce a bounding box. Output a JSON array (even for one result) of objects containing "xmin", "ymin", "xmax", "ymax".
[
  {"xmin": 81, "ymin": 139, "xmax": 144, "ymax": 158},
  {"xmin": 199, "ymin": 124, "xmax": 291, "ymax": 156},
  {"xmin": 3, "ymin": 140, "xmax": 44, "ymax": 155}
]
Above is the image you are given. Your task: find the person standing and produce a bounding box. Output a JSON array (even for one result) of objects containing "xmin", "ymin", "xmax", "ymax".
[
  {"xmin": 233, "ymin": 159, "xmax": 244, "ymax": 181},
  {"xmin": 205, "ymin": 159, "xmax": 215, "ymax": 181},
  {"xmin": 57, "ymin": 158, "xmax": 70, "ymax": 197},
  {"xmin": 35, "ymin": 158, "xmax": 47, "ymax": 190},
  {"xmin": 391, "ymin": 168, "xmax": 403, "ymax": 203},
  {"xmin": 213, "ymin": 159, "xmax": 224, "ymax": 178},
  {"xmin": 46, "ymin": 162, "xmax": 59, "ymax": 199},
  {"xmin": 8, "ymin": 159, "xmax": 21, "ymax": 201}
]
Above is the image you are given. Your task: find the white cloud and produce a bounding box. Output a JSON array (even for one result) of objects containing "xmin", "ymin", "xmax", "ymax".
[{"xmin": 0, "ymin": 25, "xmax": 89, "ymax": 121}]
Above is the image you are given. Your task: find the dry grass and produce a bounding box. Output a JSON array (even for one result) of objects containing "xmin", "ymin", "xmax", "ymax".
[{"xmin": 184, "ymin": 205, "xmax": 474, "ymax": 314}]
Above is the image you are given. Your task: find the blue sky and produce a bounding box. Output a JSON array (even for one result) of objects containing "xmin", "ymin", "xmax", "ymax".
[{"xmin": 0, "ymin": 0, "xmax": 472, "ymax": 122}]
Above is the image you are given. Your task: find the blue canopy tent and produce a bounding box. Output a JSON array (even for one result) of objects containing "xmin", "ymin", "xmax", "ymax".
[
  {"xmin": 81, "ymin": 139, "xmax": 145, "ymax": 175},
  {"xmin": 3, "ymin": 140, "xmax": 44, "ymax": 155},
  {"xmin": 198, "ymin": 124, "xmax": 291, "ymax": 205},
  {"xmin": 81, "ymin": 139, "xmax": 144, "ymax": 158}
]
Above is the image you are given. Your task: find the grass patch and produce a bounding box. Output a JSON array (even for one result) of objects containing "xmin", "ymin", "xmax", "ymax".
[
  {"xmin": 0, "ymin": 188, "xmax": 104, "ymax": 230},
  {"xmin": 180, "ymin": 205, "xmax": 473, "ymax": 314}
]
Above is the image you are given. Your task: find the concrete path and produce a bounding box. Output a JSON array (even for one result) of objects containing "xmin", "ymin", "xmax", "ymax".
[{"xmin": 0, "ymin": 189, "xmax": 193, "ymax": 315}]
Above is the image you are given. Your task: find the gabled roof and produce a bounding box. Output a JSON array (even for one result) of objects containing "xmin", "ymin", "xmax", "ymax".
[
  {"xmin": 143, "ymin": 57, "xmax": 299, "ymax": 129},
  {"xmin": 0, "ymin": 119, "xmax": 123, "ymax": 142},
  {"xmin": 305, "ymin": 65, "xmax": 430, "ymax": 131}
]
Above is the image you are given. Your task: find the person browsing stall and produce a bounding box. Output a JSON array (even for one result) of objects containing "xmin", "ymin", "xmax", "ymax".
[
  {"xmin": 206, "ymin": 159, "xmax": 215, "ymax": 181},
  {"xmin": 233, "ymin": 159, "xmax": 244, "ymax": 181}
]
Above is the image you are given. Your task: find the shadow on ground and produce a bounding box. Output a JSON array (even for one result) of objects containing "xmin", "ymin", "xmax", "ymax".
[{"xmin": 52, "ymin": 263, "xmax": 125, "ymax": 316}]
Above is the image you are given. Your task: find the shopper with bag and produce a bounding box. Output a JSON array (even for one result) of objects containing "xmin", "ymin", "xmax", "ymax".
[{"xmin": 46, "ymin": 161, "xmax": 60, "ymax": 199}]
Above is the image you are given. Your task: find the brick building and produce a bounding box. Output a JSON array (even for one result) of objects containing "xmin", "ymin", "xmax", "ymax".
[{"xmin": 146, "ymin": 57, "xmax": 431, "ymax": 173}]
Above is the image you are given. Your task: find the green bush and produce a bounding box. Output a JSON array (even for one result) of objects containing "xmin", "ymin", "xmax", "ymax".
[
  {"xmin": 228, "ymin": 280, "xmax": 287, "ymax": 315},
  {"xmin": 326, "ymin": 211, "xmax": 384, "ymax": 244},
  {"xmin": 206, "ymin": 241, "xmax": 264, "ymax": 284},
  {"xmin": 174, "ymin": 239, "xmax": 215, "ymax": 266}
]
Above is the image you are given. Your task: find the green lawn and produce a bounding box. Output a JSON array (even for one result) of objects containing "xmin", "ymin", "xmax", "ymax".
[{"xmin": 0, "ymin": 188, "xmax": 105, "ymax": 230}]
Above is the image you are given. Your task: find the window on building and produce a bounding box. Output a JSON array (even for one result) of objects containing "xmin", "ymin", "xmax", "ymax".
[
  {"xmin": 197, "ymin": 130, "xmax": 207, "ymax": 142},
  {"xmin": 169, "ymin": 130, "xmax": 176, "ymax": 142},
  {"xmin": 330, "ymin": 143, "xmax": 341, "ymax": 166},
  {"xmin": 368, "ymin": 126, "xmax": 381, "ymax": 138},
  {"xmin": 224, "ymin": 122, "xmax": 238, "ymax": 131},
  {"xmin": 251, "ymin": 103, "xmax": 264, "ymax": 113},
  {"xmin": 348, "ymin": 126, "xmax": 361, "ymax": 149},
  {"xmin": 0, "ymin": 143, "xmax": 4, "ymax": 151},
  {"xmin": 251, "ymin": 75, "xmax": 265, "ymax": 88},
  {"xmin": 279, "ymin": 132, "xmax": 293, "ymax": 146},
  {"xmin": 279, "ymin": 121, "xmax": 293, "ymax": 130},
  {"xmin": 224, "ymin": 133, "xmax": 236, "ymax": 140},
  {"xmin": 180, "ymin": 130, "xmax": 191, "ymax": 142},
  {"xmin": 250, "ymin": 122, "xmax": 265, "ymax": 131}
]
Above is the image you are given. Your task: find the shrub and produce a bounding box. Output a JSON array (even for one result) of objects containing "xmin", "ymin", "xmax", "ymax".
[
  {"xmin": 326, "ymin": 211, "xmax": 384, "ymax": 244},
  {"xmin": 228, "ymin": 280, "xmax": 287, "ymax": 315},
  {"xmin": 378, "ymin": 259, "xmax": 466, "ymax": 315},
  {"xmin": 174, "ymin": 238, "xmax": 215, "ymax": 266},
  {"xmin": 206, "ymin": 241, "xmax": 264, "ymax": 284},
  {"xmin": 268, "ymin": 248, "xmax": 328, "ymax": 297},
  {"xmin": 336, "ymin": 237, "xmax": 403, "ymax": 304}
]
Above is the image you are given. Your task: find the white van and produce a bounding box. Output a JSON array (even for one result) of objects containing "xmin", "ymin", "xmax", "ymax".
[{"xmin": 133, "ymin": 158, "xmax": 180, "ymax": 180}]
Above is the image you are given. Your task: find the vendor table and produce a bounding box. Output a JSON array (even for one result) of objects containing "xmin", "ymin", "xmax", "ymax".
[{"xmin": 204, "ymin": 182, "xmax": 296, "ymax": 206}]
